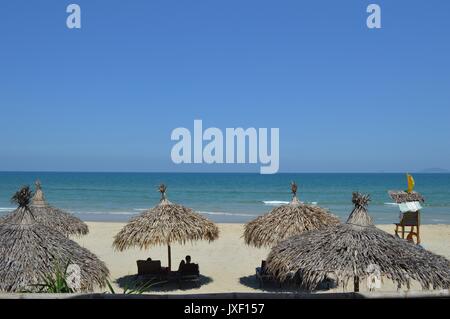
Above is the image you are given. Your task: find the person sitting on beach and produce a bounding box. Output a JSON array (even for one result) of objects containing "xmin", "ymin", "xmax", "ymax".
[{"xmin": 178, "ymin": 255, "xmax": 192, "ymax": 271}]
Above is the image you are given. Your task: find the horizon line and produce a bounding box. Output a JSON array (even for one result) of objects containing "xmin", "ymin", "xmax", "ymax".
[{"xmin": 0, "ymin": 170, "xmax": 448, "ymax": 174}]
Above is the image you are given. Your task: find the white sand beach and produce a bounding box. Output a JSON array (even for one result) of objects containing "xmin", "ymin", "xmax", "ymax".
[{"xmin": 75, "ymin": 222, "xmax": 450, "ymax": 294}]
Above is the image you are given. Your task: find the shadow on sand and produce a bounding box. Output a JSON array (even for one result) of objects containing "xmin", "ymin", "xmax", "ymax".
[
  {"xmin": 239, "ymin": 274, "xmax": 337, "ymax": 293},
  {"xmin": 115, "ymin": 274, "xmax": 213, "ymax": 293}
]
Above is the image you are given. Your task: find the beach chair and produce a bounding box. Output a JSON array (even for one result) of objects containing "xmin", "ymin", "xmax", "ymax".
[
  {"xmin": 395, "ymin": 211, "xmax": 421, "ymax": 244},
  {"xmin": 177, "ymin": 263, "xmax": 200, "ymax": 288},
  {"xmin": 136, "ymin": 260, "xmax": 167, "ymax": 280},
  {"xmin": 256, "ymin": 260, "xmax": 275, "ymax": 288}
]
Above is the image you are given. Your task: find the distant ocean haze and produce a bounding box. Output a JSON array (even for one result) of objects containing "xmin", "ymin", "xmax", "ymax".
[{"xmin": 0, "ymin": 172, "xmax": 449, "ymax": 224}]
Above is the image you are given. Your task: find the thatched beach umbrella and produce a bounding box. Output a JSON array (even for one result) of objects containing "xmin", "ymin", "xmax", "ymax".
[
  {"xmin": 389, "ymin": 173, "xmax": 425, "ymax": 204},
  {"xmin": 113, "ymin": 184, "xmax": 219, "ymax": 271},
  {"xmin": 388, "ymin": 190, "xmax": 425, "ymax": 204},
  {"xmin": 0, "ymin": 186, "xmax": 109, "ymax": 292},
  {"xmin": 1, "ymin": 180, "xmax": 88, "ymax": 237},
  {"xmin": 266, "ymin": 193, "xmax": 450, "ymax": 291},
  {"xmin": 244, "ymin": 182, "xmax": 340, "ymax": 248}
]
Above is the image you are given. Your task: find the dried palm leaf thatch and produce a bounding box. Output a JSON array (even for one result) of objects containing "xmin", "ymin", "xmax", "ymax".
[
  {"xmin": 244, "ymin": 182, "xmax": 340, "ymax": 248},
  {"xmin": 266, "ymin": 193, "xmax": 450, "ymax": 291},
  {"xmin": 113, "ymin": 184, "xmax": 219, "ymax": 269},
  {"xmin": 389, "ymin": 190, "xmax": 425, "ymax": 203},
  {"xmin": 1, "ymin": 181, "xmax": 89, "ymax": 237},
  {"xmin": 29, "ymin": 205, "xmax": 89, "ymax": 237},
  {"xmin": 11, "ymin": 186, "xmax": 32, "ymax": 207},
  {"xmin": 0, "ymin": 186, "xmax": 109, "ymax": 292},
  {"xmin": 114, "ymin": 185, "xmax": 219, "ymax": 250}
]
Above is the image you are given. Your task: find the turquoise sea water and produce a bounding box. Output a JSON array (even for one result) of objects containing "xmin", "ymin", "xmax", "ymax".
[{"xmin": 0, "ymin": 172, "xmax": 449, "ymax": 224}]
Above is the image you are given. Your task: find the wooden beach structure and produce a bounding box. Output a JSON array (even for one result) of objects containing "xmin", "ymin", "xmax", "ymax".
[
  {"xmin": 389, "ymin": 174, "xmax": 425, "ymax": 244},
  {"xmin": 113, "ymin": 184, "xmax": 219, "ymax": 282},
  {"xmin": 0, "ymin": 186, "xmax": 109, "ymax": 292},
  {"xmin": 266, "ymin": 192, "xmax": 450, "ymax": 292}
]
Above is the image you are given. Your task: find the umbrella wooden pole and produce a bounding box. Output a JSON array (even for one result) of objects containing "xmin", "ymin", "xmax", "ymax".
[
  {"xmin": 354, "ymin": 276, "xmax": 359, "ymax": 292},
  {"xmin": 168, "ymin": 244, "xmax": 172, "ymax": 271}
]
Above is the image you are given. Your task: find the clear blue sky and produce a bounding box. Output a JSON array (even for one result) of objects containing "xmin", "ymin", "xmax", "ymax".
[{"xmin": 0, "ymin": 1, "xmax": 449, "ymax": 173}]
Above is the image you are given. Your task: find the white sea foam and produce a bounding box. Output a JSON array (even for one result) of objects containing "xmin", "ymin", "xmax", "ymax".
[
  {"xmin": 0, "ymin": 207, "xmax": 14, "ymax": 211},
  {"xmin": 74, "ymin": 211, "xmax": 138, "ymax": 216},
  {"xmin": 73, "ymin": 210, "xmax": 254, "ymax": 218},
  {"xmin": 199, "ymin": 211, "xmax": 255, "ymax": 217},
  {"xmin": 263, "ymin": 201, "xmax": 289, "ymax": 206},
  {"xmin": 384, "ymin": 202, "xmax": 399, "ymax": 206},
  {"xmin": 262, "ymin": 200, "xmax": 318, "ymax": 206}
]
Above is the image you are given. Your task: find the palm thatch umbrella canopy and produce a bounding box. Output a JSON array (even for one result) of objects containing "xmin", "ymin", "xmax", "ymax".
[
  {"xmin": 388, "ymin": 190, "xmax": 425, "ymax": 204},
  {"xmin": 266, "ymin": 193, "xmax": 450, "ymax": 291},
  {"xmin": 244, "ymin": 182, "xmax": 340, "ymax": 248},
  {"xmin": 0, "ymin": 186, "xmax": 109, "ymax": 292},
  {"xmin": 389, "ymin": 174, "xmax": 424, "ymax": 204},
  {"xmin": 1, "ymin": 180, "xmax": 88, "ymax": 237},
  {"xmin": 113, "ymin": 184, "xmax": 219, "ymax": 270}
]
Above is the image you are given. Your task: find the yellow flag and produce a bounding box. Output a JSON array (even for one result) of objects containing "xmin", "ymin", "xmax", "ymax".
[{"xmin": 407, "ymin": 174, "xmax": 415, "ymax": 193}]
